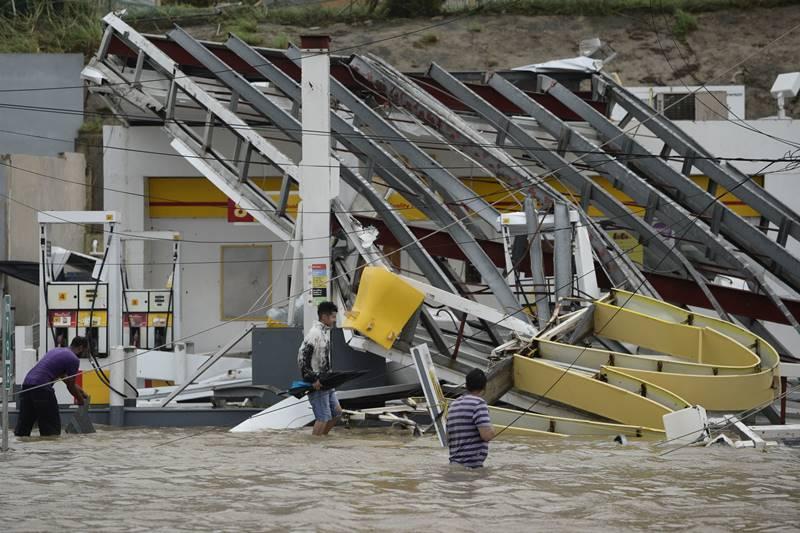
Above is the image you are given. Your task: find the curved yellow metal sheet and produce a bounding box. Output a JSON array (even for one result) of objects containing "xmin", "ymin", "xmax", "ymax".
[
  {"xmin": 514, "ymin": 287, "xmax": 780, "ymax": 425},
  {"xmin": 513, "ymin": 356, "xmax": 674, "ymax": 429},
  {"xmin": 611, "ymin": 289, "xmax": 780, "ymax": 370},
  {"xmin": 493, "ymin": 425, "xmax": 568, "ymax": 438},
  {"xmin": 537, "ymin": 338, "xmax": 753, "ymax": 376},
  {"xmin": 593, "ymin": 302, "xmax": 759, "ymax": 368},
  {"xmin": 612, "ymin": 368, "xmax": 776, "ymax": 411},
  {"xmin": 489, "ymin": 405, "xmax": 663, "ymax": 439},
  {"xmin": 599, "ymin": 367, "xmax": 690, "ymax": 412}
]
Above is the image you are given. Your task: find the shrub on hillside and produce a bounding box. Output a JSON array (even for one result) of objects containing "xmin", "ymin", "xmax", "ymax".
[{"xmin": 384, "ymin": 0, "xmax": 444, "ymax": 18}]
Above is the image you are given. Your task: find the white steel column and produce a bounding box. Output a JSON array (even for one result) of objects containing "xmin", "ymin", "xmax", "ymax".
[
  {"xmin": 107, "ymin": 222, "xmax": 122, "ymax": 350},
  {"xmin": 300, "ymin": 35, "xmax": 339, "ymax": 332}
]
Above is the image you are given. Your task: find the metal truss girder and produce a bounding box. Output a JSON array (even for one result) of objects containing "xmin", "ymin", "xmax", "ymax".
[
  {"xmin": 350, "ymin": 54, "xmax": 561, "ymax": 208},
  {"xmin": 170, "ymin": 28, "xmax": 460, "ymax": 301},
  {"xmin": 542, "ymin": 75, "xmax": 800, "ymax": 296},
  {"xmin": 490, "ymin": 74, "xmax": 746, "ymax": 272},
  {"xmin": 328, "ymin": 84, "xmax": 501, "ymax": 233},
  {"xmin": 350, "ymin": 54, "xmax": 654, "ymax": 296},
  {"xmin": 86, "ymin": 58, "xmax": 293, "ymax": 239},
  {"xmin": 594, "ymin": 73, "xmax": 800, "ymax": 244},
  {"xmin": 492, "ymin": 74, "xmax": 800, "ymax": 330},
  {"xmin": 169, "ymin": 133, "xmax": 293, "ymax": 241},
  {"xmin": 223, "ymin": 36, "xmax": 525, "ymax": 320},
  {"xmin": 525, "ymin": 197, "xmax": 551, "ymax": 327},
  {"xmin": 102, "ymin": 15, "xmax": 300, "ymax": 181},
  {"xmin": 183, "ymin": 31, "xmax": 464, "ymax": 303},
  {"xmin": 428, "ymin": 65, "xmax": 694, "ymax": 298},
  {"xmin": 226, "ymin": 38, "xmax": 498, "ymax": 235},
  {"xmin": 281, "ymin": 46, "xmax": 496, "ymax": 238}
]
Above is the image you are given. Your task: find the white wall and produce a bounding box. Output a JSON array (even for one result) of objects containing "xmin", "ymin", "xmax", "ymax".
[
  {"xmin": 632, "ymin": 119, "xmax": 800, "ymax": 262},
  {"xmin": 610, "ymin": 85, "xmax": 746, "ymax": 121},
  {"xmin": 104, "ymin": 126, "xmax": 293, "ymax": 353},
  {"xmin": 147, "ymin": 218, "xmax": 291, "ymax": 353}
]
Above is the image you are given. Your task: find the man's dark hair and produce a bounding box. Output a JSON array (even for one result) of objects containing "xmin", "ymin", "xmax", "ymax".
[
  {"xmin": 70, "ymin": 336, "xmax": 89, "ymax": 349},
  {"xmin": 465, "ymin": 368, "xmax": 487, "ymax": 392},
  {"xmin": 317, "ymin": 301, "xmax": 338, "ymax": 318}
]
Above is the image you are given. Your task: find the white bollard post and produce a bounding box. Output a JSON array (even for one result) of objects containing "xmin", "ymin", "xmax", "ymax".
[{"xmin": 173, "ymin": 342, "xmax": 188, "ymax": 386}]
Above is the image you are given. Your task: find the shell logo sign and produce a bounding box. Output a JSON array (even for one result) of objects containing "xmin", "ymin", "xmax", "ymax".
[{"xmin": 227, "ymin": 199, "xmax": 255, "ymax": 223}]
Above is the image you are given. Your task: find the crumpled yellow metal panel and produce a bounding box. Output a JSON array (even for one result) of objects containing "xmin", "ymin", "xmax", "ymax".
[{"xmin": 343, "ymin": 267, "xmax": 425, "ymax": 349}]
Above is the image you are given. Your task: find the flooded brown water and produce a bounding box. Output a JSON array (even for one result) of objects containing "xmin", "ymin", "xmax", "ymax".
[{"xmin": 2, "ymin": 426, "xmax": 799, "ymax": 532}]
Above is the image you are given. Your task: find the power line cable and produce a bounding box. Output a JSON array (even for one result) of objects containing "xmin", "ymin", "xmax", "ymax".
[
  {"xmin": 12, "ymin": 24, "xmax": 797, "ymax": 432},
  {"xmin": 490, "ymin": 160, "xmax": 779, "ymax": 440},
  {"xmin": 0, "ymin": 4, "xmax": 486, "ymax": 94},
  {"xmin": 647, "ymin": 2, "xmax": 800, "ymax": 150},
  {"xmin": 9, "ymin": 101, "xmax": 800, "ymax": 164}
]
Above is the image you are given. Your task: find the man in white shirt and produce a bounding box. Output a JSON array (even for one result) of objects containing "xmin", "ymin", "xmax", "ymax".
[{"xmin": 297, "ymin": 301, "xmax": 341, "ymax": 436}]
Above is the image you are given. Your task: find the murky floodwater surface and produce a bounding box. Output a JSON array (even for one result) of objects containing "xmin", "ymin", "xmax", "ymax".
[{"xmin": 1, "ymin": 427, "xmax": 799, "ymax": 532}]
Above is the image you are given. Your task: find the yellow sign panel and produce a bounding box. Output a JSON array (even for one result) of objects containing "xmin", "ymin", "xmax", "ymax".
[
  {"xmin": 80, "ymin": 370, "xmax": 110, "ymax": 405},
  {"xmin": 77, "ymin": 311, "xmax": 107, "ymax": 327},
  {"xmin": 149, "ymin": 175, "xmax": 764, "ymax": 221},
  {"xmin": 147, "ymin": 313, "xmax": 173, "ymax": 327},
  {"xmin": 148, "ymin": 177, "xmax": 298, "ymax": 219}
]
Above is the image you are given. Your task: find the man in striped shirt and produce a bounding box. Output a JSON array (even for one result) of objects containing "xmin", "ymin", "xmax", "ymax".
[{"xmin": 446, "ymin": 368, "xmax": 495, "ymax": 468}]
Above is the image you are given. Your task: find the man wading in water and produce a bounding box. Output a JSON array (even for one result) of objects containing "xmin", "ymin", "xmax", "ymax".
[
  {"xmin": 15, "ymin": 336, "xmax": 90, "ymax": 437},
  {"xmin": 298, "ymin": 301, "xmax": 342, "ymax": 436},
  {"xmin": 446, "ymin": 368, "xmax": 495, "ymax": 468}
]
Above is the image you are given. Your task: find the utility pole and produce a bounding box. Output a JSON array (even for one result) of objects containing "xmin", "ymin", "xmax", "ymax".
[
  {"xmin": 2, "ymin": 294, "xmax": 13, "ymax": 452},
  {"xmin": 299, "ymin": 35, "xmax": 339, "ymax": 332}
]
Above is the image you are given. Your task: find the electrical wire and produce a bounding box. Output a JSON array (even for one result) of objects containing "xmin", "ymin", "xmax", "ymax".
[
  {"xmin": 658, "ymin": 380, "xmax": 800, "ymax": 456},
  {"xmin": 0, "ymin": 3, "xmax": 487, "ymax": 94},
  {"xmin": 647, "ymin": 2, "xmax": 800, "ymax": 150},
  {"xmin": 6, "ymin": 105, "xmax": 799, "ymax": 165},
  {"xmin": 12, "ymin": 23, "xmax": 799, "ymax": 446},
  {"xmin": 489, "ymin": 158, "xmax": 781, "ymax": 440}
]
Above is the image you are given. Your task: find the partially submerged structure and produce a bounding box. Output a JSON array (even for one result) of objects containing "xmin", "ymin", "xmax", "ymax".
[{"xmin": 23, "ymin": 13, "xmax": 800, "ymax": 437}]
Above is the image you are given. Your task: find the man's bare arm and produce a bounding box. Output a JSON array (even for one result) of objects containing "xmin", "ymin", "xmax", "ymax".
[
  {"xmin": 63, "ymin": 376, "xmax": 88, "ymax": 405},
  {"xmin": 479, "ymin": 426, "xmax": 496, "ymax": 442}
]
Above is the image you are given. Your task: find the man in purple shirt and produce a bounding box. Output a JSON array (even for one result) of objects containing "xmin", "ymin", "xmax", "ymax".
[{"xmin": 15, "ymin": 336, "xmax": 89, "ymax": 437}]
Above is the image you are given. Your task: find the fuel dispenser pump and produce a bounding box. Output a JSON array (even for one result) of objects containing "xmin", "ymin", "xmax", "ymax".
[{"xmin": 121, "ymin": 235, "xmax": 180, "ymax": 352}]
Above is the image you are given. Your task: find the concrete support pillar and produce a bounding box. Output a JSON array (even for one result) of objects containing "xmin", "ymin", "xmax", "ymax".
[
  {"xmin": 107, "ymin": 225, "xmax": 122, "ymax": 350},
  {"xmin": 299, "ymin": 35, "xmax": 339, "ymax": 333}
]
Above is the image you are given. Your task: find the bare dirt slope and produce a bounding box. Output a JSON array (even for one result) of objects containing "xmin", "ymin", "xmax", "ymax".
[{"xmin": 191, "ymin": 5, "xmax": 800, "ymax": 118}]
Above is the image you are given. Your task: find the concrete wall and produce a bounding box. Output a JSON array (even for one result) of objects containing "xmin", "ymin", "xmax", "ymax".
[
  {"xmin": 1, "ymin": 153, "xmax": 87, "ymax": 324},
  {"xmin": 0, "ymin": 54, "xmax": 84, "ymax": 156}
]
